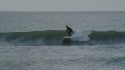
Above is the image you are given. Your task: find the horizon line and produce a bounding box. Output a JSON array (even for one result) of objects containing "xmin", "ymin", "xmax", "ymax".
[{"xmin": 0, "ymin": 10, "xmax": 125, "ymax": 12}]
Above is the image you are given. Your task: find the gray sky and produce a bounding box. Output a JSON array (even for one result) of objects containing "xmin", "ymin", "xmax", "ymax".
[{"xmin": 0, "ymin": 0, "xmax": 125, "ymax": 11}]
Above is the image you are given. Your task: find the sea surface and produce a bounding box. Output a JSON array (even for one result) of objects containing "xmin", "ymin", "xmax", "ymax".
[{"xmin": 0, "ymin": 11, "xmax": 125, "ymax": 70}]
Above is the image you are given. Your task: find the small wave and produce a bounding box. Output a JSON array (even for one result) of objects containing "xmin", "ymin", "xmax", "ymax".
[
  {"xmin": 0, "ymin": 30, "xmax": 66, "ymax": 40},
  {"xmin": 89, "ymin": 31, "xmax": 125, "ymax": 40},
  {"xmin": 0, "ymin": 30, "xmax": 125, "ymax": 45}
]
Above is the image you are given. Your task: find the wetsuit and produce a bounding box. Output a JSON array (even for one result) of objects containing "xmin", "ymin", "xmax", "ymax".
[{"xmin": 65, "ymin": 26, "xmax": 73, "ymax": 36}]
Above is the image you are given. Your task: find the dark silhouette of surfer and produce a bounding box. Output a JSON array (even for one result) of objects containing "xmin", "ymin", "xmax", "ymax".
[
  {"xmin": 65, "ymin": 25, "xmax": 73, "ymax": 36},
  {"xmin": 62, "ymin": 25, "xmax": 73, "ymax": 45}
]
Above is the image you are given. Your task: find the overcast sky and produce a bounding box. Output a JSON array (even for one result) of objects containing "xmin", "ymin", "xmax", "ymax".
[{"xmin": 0, "ymin": 0, "xmax": 125, "ymax": 11}]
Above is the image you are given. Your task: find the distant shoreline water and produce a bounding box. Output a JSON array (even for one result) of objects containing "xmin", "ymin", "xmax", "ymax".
[{"xmin": 0, "ymin": 11, "xmax": 125, "ymax": 32}]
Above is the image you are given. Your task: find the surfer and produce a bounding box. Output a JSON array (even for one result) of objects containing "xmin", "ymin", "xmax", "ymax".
[{"xmin": 65, "ymin": 25, "xmax": 73, "ymax": 36}]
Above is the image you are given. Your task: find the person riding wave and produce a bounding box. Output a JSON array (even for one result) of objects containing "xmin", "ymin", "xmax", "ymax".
[{"xmin": 65, "ymin": 25, "xmax": 73, "ymax": 36}]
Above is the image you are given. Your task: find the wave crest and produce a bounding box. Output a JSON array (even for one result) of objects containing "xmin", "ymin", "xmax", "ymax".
[{"xmin": 0, "ymin": 30, "xmax": 125, "ymax": 45}]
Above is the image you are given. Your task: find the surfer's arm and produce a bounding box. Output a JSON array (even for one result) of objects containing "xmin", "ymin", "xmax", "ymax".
[{"xmin": 65, "ymin": 29, "xmax": 68, "ymax": 32}]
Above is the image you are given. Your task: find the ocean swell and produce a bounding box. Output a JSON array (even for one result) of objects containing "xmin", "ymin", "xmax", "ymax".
[{"xmin": 0, "ymin": 30, "xmax": 125, "ymax": 46}]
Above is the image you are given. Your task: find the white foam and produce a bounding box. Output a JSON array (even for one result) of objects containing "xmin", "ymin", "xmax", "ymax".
[{"xmin": 71, "ymin": 30, "xmax": 91, "ymax": 41}]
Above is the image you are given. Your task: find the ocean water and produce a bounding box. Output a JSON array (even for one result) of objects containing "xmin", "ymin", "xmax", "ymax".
[{"xmin": 0, "ymin": 11, "xmax": 125, "ymax": 70}]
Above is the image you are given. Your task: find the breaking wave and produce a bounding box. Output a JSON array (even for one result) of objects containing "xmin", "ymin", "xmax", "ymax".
[{"xmin": 0, "ymin": 30, "xmax": 125, "ymax": 46}]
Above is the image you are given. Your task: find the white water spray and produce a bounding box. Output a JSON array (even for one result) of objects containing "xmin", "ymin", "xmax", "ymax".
[{"xmin": 71, "ymin": 30, "xmax": 91, "ymax": 41}]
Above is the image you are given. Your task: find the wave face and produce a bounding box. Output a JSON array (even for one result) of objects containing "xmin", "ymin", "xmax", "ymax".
[
  {"xmin": 89, "ymin": 31, "xmax": 125, "ymax": 40},
  {"xmin": 0, "ymin": 30, "xmax": 125, "ymax": 46}
]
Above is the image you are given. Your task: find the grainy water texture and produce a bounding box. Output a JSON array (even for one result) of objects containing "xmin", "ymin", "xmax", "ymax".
[{"xmin": 0, "ymin": 11, "xmax": 125, "ymax": 70}]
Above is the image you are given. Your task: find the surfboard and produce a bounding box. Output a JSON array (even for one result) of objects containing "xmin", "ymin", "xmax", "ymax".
[{"xmin": 61, "ymin": 36, "xmax": 71, "ymax": 39}]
